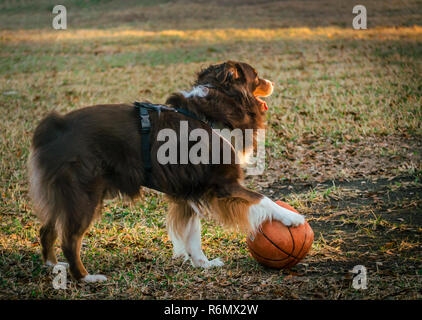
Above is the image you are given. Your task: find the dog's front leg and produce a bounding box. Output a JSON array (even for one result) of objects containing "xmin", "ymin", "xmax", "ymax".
[
  {"xmin": 169, "ymin": 214, "xmax": 224, "ymax": 268},
  {"xmin": 185, "ymin": 215, "xmax": 224, "ymax": 268},
  {"xmin": 249, "ymin": 196, "xmax": 305, "ymax": 232}
]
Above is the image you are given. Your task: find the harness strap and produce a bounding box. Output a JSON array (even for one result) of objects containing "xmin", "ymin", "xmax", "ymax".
[
  {"xmin": 134, "ymin": 101, "xmax": 216, "ymax": 128},
  {"xmin": 133, "ymin": 101, "xmax": 216, "ymax": 192},
  {"xmin": 137, "ymin": 104, "xmax": 154, "ymax": 190}
]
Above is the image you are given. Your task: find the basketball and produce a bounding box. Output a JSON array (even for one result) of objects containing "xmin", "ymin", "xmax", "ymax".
[{"xmin": 247, "ymin": 200, "xmax": 314, "ymax": 269}]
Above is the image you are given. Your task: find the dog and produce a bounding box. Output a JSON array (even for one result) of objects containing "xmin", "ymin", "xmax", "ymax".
[{"xmin": 28, "ymin": 61, "xmax": 305, "ymax": 282}]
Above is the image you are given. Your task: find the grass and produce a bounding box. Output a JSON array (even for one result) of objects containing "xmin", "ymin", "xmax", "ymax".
[{"xmin": 0, "ymin": 0, "xmax": 421, "ymax": 299}]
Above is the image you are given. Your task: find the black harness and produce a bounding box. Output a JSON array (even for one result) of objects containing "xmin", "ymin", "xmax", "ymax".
[{"xmin": 133, "ymin": 101, "xmax": 216, "ymax": 191}]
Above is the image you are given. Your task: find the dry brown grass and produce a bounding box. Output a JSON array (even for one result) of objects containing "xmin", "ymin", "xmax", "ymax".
[
  {"xmin": 0, "ymin": 1, "xmax": 421, "ymax": 300},
  {"xmin": 2, "ymin": 26, "xmax": 422, "ymax": 42}
]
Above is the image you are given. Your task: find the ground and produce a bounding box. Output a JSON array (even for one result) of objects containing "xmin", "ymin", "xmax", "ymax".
[{"xmin": 0, "ymin": 0, "xmax": 421, "ymax": 299}]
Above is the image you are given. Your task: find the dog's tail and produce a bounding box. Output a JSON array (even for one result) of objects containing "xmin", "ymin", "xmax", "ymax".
[
  {"xmin": 32, "ymin": 111, "xmax": 68, "ymax": 150},
  {"xmin": 28, "ymin": 112, "xmax": 90, "ymax": 232}
]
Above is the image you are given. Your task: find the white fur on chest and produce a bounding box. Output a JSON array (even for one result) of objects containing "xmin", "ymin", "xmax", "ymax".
[{"xmin": 180, "ymin": 85, "xmax": 209, "ymax": 98}]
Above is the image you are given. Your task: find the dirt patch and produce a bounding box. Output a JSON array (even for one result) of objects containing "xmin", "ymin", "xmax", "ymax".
[
  {"xmin": 253, "ymin": 173, "xmax": 422, "ymax": 299},
  {"xmin": 248, "ymin": 134, "xmax": 422, "ymax": 191}
]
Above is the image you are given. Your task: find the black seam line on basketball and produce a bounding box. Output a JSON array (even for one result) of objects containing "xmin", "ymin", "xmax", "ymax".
[
  {"xmin": 287, "ymin": 226, "xmax": 295, "ymax": 256},
  {"xmin": 248, "ymin": 244, "xmax": 296, "ymax": 263},
  {"xmin": 278, "ymin": 227, "xmax": 300, "ymax": 269},
  {"xmin": 296, "ymin": 227, "xmax": 307, "ymax": 259},
  {"xmin": 283, "ymin": 227, "xmax": 305, "ymax": 269},
  {"xmin": 284, "ymin": 227, "xmax": 307, "ymax": 269},
  {"xmin": 258, "ymin": 226, "xmax": 293, "ymax": 257},
  {"xmin": 258, "ymin": 226, "xmax": 296, "ymax": 258}
]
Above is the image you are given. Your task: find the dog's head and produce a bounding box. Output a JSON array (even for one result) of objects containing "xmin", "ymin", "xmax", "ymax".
[{"xmin": 196, "ymin": 61, "xmax": 273, "ymax": 111}]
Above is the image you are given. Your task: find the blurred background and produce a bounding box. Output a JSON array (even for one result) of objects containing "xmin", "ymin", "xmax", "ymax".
[{"xmin": 0, "ymin": 0, "xmax": 421, "ymax": 29}]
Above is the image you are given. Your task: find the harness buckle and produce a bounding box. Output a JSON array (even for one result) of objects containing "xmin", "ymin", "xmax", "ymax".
[{"xmin": 140, "ymin": 114, "xmax": 151, "ymax": 132}]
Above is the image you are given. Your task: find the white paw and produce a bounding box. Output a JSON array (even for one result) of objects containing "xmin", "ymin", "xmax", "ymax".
[
  {"xmin": 192, "ymin": 257, "xmax": 224, "ymax": 268},
  {"xmin": 207, "ymin": 258, "xmax": 224, "ymax": 268},
  {"xmin": 82, "ymin": 274, "xmax": 107, "ymax": 283},
  {"xmin": 277, "ymin": 211, "xmax": 305, "ymax": 227},
  {"xmin": 45, "ymin": 261, "xmax": 69, "ymax": 268},
  {"xmin": 269, "ymin": 199, "xmax": 305, "ymax": 227},
  {"xmin": 249, "ymin": 197, "xmax": 306, "ymax": 231}
]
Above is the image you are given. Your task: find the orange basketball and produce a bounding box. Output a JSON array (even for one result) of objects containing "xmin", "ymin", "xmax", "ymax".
[{"xmin": 247, "ymin": 200, "xmax": 314, "ymax": 269}]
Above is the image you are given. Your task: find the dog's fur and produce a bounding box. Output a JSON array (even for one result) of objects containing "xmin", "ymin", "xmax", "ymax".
[{"xmin": 28, "ymin": 61, "xmax": 304, "ymax": 282}]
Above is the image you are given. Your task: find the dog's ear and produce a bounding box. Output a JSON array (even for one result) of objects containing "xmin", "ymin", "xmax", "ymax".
[{"xmin": 216, "ymin": 62, "xmax": 239, "ymax": 84}]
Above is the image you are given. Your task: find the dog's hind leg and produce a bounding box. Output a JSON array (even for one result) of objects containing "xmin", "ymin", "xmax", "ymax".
[
  {"xmin": 39, "ymin": 220, "xmax": 69, "ymax": 268},
  {"xmin": 56, "ymin": 178, "xmax": 107, "ymax": 282},
  {"xmin": 60, "ymin": 209, "xmax": 106, "ymax": 283},
  {"xmin": 40, "ymin": 219, "xmax": 62, "ymax": 266}
]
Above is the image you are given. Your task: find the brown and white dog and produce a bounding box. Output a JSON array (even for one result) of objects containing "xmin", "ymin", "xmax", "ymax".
[{"xmin": 28, "ymin": 61, "xmax": 305, "ymax": 282}]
